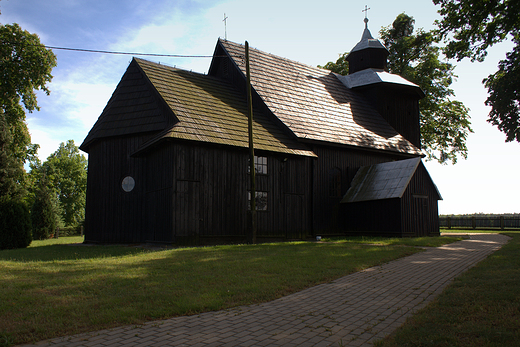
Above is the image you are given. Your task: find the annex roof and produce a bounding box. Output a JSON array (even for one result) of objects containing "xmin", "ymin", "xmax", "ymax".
[
  {"xmin": 215, "ymin": 39, "xmax": 421, "ymax": 156},
  {"xmin": 341, "ymin": 157, "xmax": 425, "ymax": 203}
]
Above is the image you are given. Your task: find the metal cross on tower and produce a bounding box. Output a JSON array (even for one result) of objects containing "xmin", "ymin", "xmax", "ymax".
[
  {"xmin": 362, "ymin": 5, "xmax": 370, "ymax": 28},
  {"xmin": 223, "ymin": 13, "xmax": 229, "ymax": 40}
]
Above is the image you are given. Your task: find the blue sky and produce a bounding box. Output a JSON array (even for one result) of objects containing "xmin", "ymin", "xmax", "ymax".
[{"xmin": 1, "ymin": 0, "xmax": 518, "ymax": 214}]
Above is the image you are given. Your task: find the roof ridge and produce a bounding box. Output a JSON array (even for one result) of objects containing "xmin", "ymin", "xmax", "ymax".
[{"xmin": 218, "ymin": 39, "xmax": 332, "ymax": 74}]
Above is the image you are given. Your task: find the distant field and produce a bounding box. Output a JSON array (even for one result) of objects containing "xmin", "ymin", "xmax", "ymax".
[{"xmin": 440, "ymin": 214, "xmax": 520, "ymax": 230}]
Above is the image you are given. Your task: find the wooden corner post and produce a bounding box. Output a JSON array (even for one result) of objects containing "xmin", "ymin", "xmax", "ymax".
[{"xmin": 246, "ymin": 41, "xmax": 257, "ymax": 244}]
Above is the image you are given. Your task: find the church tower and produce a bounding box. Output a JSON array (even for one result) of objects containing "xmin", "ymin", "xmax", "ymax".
[
  {"xmin": 346, "ymin": 17, "xmax": 389, "ymax": 74},
  {"xmin": 339, "ymin": 15, "xmax": 424, "ymax": 149}
]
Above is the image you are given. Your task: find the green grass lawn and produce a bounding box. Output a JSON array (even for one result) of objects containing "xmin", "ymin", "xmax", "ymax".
[
  {"xmin": 441, "ymin": 228, "xmax": 520, "ymax": 234},
  {"xmin": 0, "ymin": 235, "xmax": 461, "ymax": 346},
  {"xmin": 375, "ymin": 233, "xmax": 520, "ymax": 347}
]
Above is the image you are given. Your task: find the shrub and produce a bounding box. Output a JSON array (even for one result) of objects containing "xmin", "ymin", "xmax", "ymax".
[
  {"xmin": 0, "ymin": 199, "xmax": 32, "ymax": 249},
  {"xmin": 31, "ymin": 185, "xmax": 58, "ymax": 240}
]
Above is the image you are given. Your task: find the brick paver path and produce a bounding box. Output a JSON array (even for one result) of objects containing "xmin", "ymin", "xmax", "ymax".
[{"xmin": 21, "ymin": 233, "xmax": 509, "ymax": 347}]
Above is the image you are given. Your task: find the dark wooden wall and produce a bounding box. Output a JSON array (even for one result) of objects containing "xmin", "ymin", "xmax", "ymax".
[
  {"xmin": 400, "ymin": 164, "xmax": 441, "ymax": 237},
  {"xmin": 143, "ymin": 140, "xmax": 313, "ymax": 244},
  {"xmin": 84, "ymin": 134, "xmax": 153, "ymax": 243},
  {"xmin": 310, "ymin": 144, "xmax": 410, "ymax": 235},
  {"xmin": 343, "ymin": 199, "xmax": 402, "ymax": 237},
  {"xmin": 85, "ymin": 134, "xmax": 438, "ymax": 242},
  {"xmin": 357, "ymin": 85, "xmax": 421, "ymax": 149},
  {"xmin": 341, "ymin": 164, "xmax": 440, "ymax": 238}
]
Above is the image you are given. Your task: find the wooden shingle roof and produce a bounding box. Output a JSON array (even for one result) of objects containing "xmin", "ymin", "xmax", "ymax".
[
  {"xmin": 216, "ymin": 39, "xmax": 422, "ymax": 155},
  {"xmin": 81, "ymin": 60, "xmax": 171, "ymax": 150},
  {"xmin": 341, "ymin": 158, "xmax": 442, "ymax": 203},
  {"xmin": 82, "ymin": 58, "xmax": 316, "ymax": 157}
]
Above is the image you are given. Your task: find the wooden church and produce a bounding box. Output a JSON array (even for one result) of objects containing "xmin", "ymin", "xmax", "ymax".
[{"xmin": 80, "ymin": 19, "xmax": 441, "ymax": 244}]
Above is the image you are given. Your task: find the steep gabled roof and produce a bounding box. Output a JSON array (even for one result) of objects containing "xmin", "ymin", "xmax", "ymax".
[
  {"xmin": 341, "ymin": 158, "xmax": 442, "ymax": 203},
  {"xmin": 214, "ymin": 39, "xmax": 421, "ymax": 156},
  {"xmin": 80, "ymin": 60, "xmax": 172, "ymax": 150},
  {"xmin": 82, "ymin": 58, "xmax": 316, "ymax": 157}
]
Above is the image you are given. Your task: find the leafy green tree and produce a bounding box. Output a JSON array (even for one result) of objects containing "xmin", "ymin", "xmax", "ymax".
[
  {"xmin": 0, "ymin": 199, "xmax": 32, "ymax": 249},
  {"xmin": 0, "ymin": 113, "xmax": 25, "ymax": 199},
  {"xmin": 320, "ymin": 52, "xmax": 349, "ymax": 76},
  {"xmin": 380, "ymin": 14, "xmax": 472, "ymax": 164},
  {"xmin": 31, "ymin": 178, "xmax": 61, "ymax": 240},
  {"xmin": 433, "ymin": 0, "xmax": 520, "ymax": 142},
  {"xmin": 320, "ymin": 14, "xmax": 472, "ymax": 164},
  {"xmin": 39, "ymin": 140, "xmax": 87, "ymax": 227},
  {"xmin": 0, "ymin": 23, "xmax": 56, "ymax": 198}
]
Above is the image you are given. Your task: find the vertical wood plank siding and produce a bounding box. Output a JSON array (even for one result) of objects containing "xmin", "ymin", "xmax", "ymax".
[
  {"xmin": 143, "ymin": 141, "xmax": 313, "ymax": 244},
  {"xmin": 342, "ymin": 164, "xmax": 440, "ymax": 237},
  {"xmin": 400, "ymin": 166, "xmax": 440, "ymax": 236},
  {"xmin": 85, "ymin": 135, "xmax": 437, "ymax": 243},
  {"xmin": 358, "ymin": 86, "xmax": 421, "ymax": 149},
  {"xmin": 84, "ymin": 134, "xmax": 153, "ymax": 243},
  {"xmin": 310, "ymin": 144, "xmax": 408, "ymax": 234}
]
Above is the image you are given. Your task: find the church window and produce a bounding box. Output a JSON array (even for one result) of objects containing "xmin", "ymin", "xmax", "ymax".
[
  {"xmin": 248, "ymin": 191, "xmax": 268, "ymax": 211},
  {"xmin": 248, "ymin": 155, "xmax": 268, "ymax": 175}
]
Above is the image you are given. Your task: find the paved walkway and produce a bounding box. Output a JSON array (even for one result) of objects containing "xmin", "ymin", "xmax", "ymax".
[{"xmin": 21, "ymin": 234, "xmax": 509, "ymax": 347}]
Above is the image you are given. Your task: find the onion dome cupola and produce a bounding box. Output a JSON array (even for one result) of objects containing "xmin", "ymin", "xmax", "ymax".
[{"xmin": 346, "ymin": 16, "xmax": 389, "ymax": 74}]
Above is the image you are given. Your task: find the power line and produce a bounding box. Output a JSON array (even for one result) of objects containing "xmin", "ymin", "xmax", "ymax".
[
  {"xmin": 44, "ymin": 45, "xmax": 215, "ymax": 58},
  {"xmin": 1, "ymin": 40, "xmax": 221, "ymax": 58}
]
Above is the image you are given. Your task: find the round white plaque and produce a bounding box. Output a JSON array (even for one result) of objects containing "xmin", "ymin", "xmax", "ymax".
[{"xmin": 121, "ymin": 176, "xmax": 135, "ymax": 192}]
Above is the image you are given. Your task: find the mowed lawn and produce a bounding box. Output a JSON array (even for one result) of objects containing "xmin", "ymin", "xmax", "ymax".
[{"xmin": 0, "ymin": 235, "xmax": 459, "ymax": 345}]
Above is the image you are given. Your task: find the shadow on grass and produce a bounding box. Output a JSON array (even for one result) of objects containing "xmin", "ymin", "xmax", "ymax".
[
  {"xmin": 0, "ymin": 242, "xmax": 421, "ymax": 345},
  {"xmin": 0, "ymin": 243, "xmax": 156, "ymax": 262}
]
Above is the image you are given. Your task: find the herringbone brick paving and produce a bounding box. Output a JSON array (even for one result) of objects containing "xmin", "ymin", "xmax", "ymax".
[{"xmin": 20, "ymin": 234, "xmax": 509, "ymax": 347}]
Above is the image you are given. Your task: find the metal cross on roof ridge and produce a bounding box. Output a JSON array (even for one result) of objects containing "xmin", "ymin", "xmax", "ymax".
[{"xmin": 223, "ymin": 13, "xmax": 229, "ymax": 40}]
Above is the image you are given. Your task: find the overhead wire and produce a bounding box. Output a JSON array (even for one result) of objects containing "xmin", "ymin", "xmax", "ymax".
[
  {"xmin": 43, "ymin": 45, "xmax": 216, "ymax": 58},
  {"xmin": 2, "ymin": 40, "xmax": 225, "ymax": 58}
]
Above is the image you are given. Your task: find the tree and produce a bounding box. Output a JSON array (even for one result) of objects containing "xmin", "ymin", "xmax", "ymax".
[
  {"xmin": 0, "ymin": 199, "xmax": 32, "ymax": 249},
  {"xmin": 483, "ymin": 40, "xmax": 520, "ymax": 142},
  {"xmin": 320, "ymin": 14, "xmax": 472, "ymax": 164},
  {"xmin": 38, "ymin": 140, "xmax": 87, "ymax": 227},
  {"xmin": 433, "ymin": 0, "xmax": 520, "ymax": 142},
  {"xmin": 31, "ymin": 177, "xmax": 61, "ymax": 240},
  {"xmin": 0, "ymin": 23, "xmax": 57, "ymax": 198},
  {"xmin": 320, "ymin": 52, "xmax": 349, "ymax": 76},
  {"xmin": 380, "ymin": 14, "xmax": 472, "ymax": 164},
  {"xmin": 0, "ymin": 113, "xmax": 25, "ymax": 199}
]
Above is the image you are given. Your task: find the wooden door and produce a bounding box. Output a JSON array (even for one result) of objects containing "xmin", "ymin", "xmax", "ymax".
[
  {"xmin": 285, "ymin": 194, "xmax": 304, "ymax": 240},
  {"xmin": 175, "ymin": 180, "xmax": 201, "ymax": 237},
  {"xmin": 413, "ymin": 195, "xmax": 429, "ymax": 237}
]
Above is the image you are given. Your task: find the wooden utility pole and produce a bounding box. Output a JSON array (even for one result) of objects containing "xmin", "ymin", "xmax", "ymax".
[{"xmin": 245, "ymin": 41, "xmax": 257, "ymax": 244}]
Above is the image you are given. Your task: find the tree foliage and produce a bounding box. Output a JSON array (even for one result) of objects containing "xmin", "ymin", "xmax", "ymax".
[
  {"xmin": 0, "ymin": 113, "xmax": 25, "ymax": 199},
  {"xmin": 434, "ymin": 0, "xmax": 520, "ymax": 142},
  {"xmin": 0, "ymin": 22, "xmax": 56, "ymax": 199},
  {"xmin": 31, "ymin": 180, "xmax": 60, "ymax": 240},
  {"xmin": 319, "ymin": 52, "xmax": 349, "ymax": 76},
  {"xmin": 320, "ymin": 14, "xmax": 472, "ymax": 164},
  {"xmin": 0, "ymin": 199, "xmax": 32, "ymax": 249},
  {"xmin": 381, "ymin": 13, "xmax": 472, "ymax": 164},
  {"xmin": 33, "ymin": 140, "xmax": 88, "ymax": 227}
]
